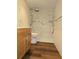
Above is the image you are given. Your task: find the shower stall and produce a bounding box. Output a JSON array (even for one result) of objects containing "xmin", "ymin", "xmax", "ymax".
[{"xmin": 29, "ymin": 8, "xmax": 54, "ymax": 43}]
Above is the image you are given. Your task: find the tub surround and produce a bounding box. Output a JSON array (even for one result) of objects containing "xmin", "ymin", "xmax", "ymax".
[{"xmin": 31, "ymin": 9, "xmax": 54, "ymax": 43}]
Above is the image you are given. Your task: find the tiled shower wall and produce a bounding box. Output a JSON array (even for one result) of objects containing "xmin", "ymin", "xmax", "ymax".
[{"xmin": 31, "ymin": 9, "xmax": 54, "ymax": 43}]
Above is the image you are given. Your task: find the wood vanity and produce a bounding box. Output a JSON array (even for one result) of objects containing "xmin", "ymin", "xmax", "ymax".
[{"xmin": 17, "ymin": 28, "xmax": 31, "ymax": 59}]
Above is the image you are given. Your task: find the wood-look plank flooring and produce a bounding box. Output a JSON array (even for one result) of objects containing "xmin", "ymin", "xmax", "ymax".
[{"xmin": 23, "ymin": 42, "xmax": 61, "ymax": 59}]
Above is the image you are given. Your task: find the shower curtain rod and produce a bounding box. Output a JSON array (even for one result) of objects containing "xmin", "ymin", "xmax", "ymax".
[{"xmin": 54, "ymin": 16, "xmax": 62, "ymax": 21}]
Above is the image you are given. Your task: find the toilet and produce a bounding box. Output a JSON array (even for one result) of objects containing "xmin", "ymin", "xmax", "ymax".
[{"xmin": 31, "ymin": 33, "xmax": 38, "ymax": 44}]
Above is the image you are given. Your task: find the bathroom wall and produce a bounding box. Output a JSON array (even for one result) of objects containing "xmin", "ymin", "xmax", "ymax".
[
  {"xmin": 31, "ymin": 9, "xmax": 54, "ymax": 43},
  {"xmin": 54, "ymin": 0, "xmax": 62, "ymax": 56},
  {"xmin": 17, "ymin": 0, "xmax": 31, "ymax": 28}
]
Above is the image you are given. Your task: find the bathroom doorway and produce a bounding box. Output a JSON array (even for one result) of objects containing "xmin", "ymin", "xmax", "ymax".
[
  {"xmin": 31, "ymin": 9, "xmax": 54, "ymax": 43},
  {"xmin": 17, "ymin": 0, "xmax": 62, "ymax": 59},
  {"xmin": 27, "ymin": 0, "xmax": 56, "ymax": 43}
]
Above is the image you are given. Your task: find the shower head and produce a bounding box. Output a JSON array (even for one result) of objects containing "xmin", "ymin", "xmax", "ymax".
[
  {"xmin": 30, "ymin": 8, "xmax": 39, "ymax": 12},
  {"xmin": 34, "ymin": 8, "xmax": 39, "ymax": 12}
]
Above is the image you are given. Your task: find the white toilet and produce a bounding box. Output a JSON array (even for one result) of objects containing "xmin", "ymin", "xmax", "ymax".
[{"xmin": 31, "ymin": 33, "xmax": 38, "ymax": 44}]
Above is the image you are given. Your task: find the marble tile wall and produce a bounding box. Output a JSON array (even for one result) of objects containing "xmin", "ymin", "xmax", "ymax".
[{"xmin": 31, "ymin": 9, "xmax": 54, "ymax": 43}]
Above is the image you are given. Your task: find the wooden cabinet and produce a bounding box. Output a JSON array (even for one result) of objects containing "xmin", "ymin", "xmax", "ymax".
[{"xmin": 17, "ymin": 28, "xmax": 31, "ymax": 59}]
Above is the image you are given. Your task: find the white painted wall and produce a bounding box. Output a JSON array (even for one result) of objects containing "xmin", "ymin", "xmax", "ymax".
[
  {"xmin": 17, "ymin": 0, "xmax": 31, "ymax": 28},
  {"xmin": 54, "ymin": 0, "xmax": 62, "ymax": 56},
  {"xmin": 31, "ymin": 9, "xmax": 54, "ymax": 43}
]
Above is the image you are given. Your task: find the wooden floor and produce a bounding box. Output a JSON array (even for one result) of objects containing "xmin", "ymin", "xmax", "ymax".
[{"xmin": 23, "ymin": 42, "xmax": 61, "ymax": 59}]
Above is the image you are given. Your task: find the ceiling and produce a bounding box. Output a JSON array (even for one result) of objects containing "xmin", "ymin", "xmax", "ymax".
[{"xmin": 26, "ymin": 0, "xmax": 56, "ymax": 10}]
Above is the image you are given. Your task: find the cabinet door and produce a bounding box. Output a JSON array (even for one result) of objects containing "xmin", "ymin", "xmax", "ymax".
[
  {"xmin": 25, "ymin": 29, "xmax": 31, "ymax": 53},
  {"xmin": 17, "ymin": 28, "xmax": 31, "ymax": 59},
  {"xmin": 17, "ymin": 29, "xmax": 26, "ymax": 59}
]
